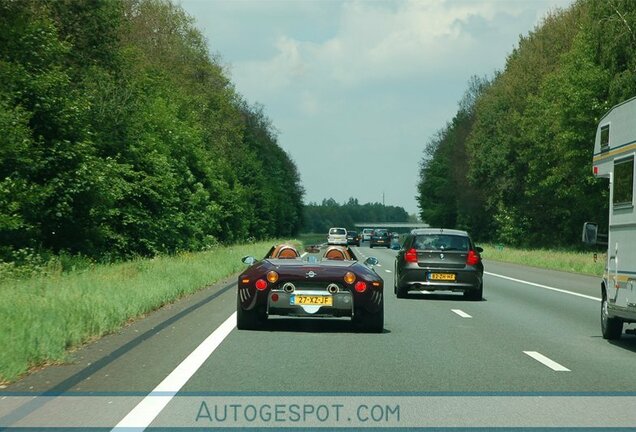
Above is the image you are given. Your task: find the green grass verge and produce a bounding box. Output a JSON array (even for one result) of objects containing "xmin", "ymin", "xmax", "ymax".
[
  {"xmin": 479, "ymin": 243, "xmax": 605, "ymax": 276},
  {"xmin": 0, "ymin": 240, "xmax": 282, "ymax": 384}
]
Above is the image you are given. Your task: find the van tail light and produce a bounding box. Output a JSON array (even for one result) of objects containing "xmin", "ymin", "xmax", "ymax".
[
  {"xmin": 466, "ymin": 250, "xmax": 480, "ymax": 266},
  {"xmin": 405, "ymin": 248, "xmax": 418, "ymax": 263}
]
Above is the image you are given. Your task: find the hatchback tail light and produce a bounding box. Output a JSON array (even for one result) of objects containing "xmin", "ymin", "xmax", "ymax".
[
  {"xmin": 405, "ymin": 248, "xmax": 418, "ymax": 263},
  {"xmin": 466, "ymin": 250, "xmax": 480, "ymax": 266}
]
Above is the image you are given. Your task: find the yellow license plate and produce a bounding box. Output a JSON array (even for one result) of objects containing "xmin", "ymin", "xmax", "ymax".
[
  {"xmin": 429, "ymin": 273, "xmax": 456, "ymax": 281},
  {"xmin": 291, "ymin": 295, "xmax": 333, "ymax": 306}
]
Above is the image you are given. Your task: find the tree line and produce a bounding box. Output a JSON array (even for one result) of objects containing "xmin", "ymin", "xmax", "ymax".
[
  {"xmin": 417, "ymin": 0, "xmax": 635, "ymax": 247},
  {"xmin": 303, "ymin": 198, "xmax": 409, "ymax": 233},
  {"xmin": 0, "ymin": 0, "xmax": 304, "ymax": 262}
]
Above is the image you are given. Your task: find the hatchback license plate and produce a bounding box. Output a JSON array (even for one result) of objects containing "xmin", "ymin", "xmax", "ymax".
[
  {"xmin": 290, "ymin": 295, "xmax": 333, "ymax": 306},
  {"xmin": 429, "ymin": 273, "xmax": 456, "ymax": 281}
]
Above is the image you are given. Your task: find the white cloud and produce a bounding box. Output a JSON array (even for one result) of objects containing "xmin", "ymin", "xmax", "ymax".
[
  {"xmin": 184, "ymin": 0, "xmax": 573, "ymax": 213},
  {"xmin": 233, "ymin": 0, "xmax": 564, "ymax": 94}
]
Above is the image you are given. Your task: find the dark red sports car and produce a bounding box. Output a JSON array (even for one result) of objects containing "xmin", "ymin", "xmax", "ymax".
[{"xmin": 237, "ymin": 244, "xmax": 384, "ymax": 332}]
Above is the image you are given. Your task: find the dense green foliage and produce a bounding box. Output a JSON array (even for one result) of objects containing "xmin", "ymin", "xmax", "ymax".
[
  {"xmin": 0, "ymin": 0, "xmax": 303, "ymax": 262},
  {"xmin": 417, "ymin": 0, "xmax": 634, "ymax": 246},
  {"xmin": 303, "ymin": 198, "xmax": 409, "ymax": 233}
]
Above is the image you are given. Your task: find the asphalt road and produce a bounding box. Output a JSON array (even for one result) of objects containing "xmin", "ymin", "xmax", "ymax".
[{"xmin": 2, "ymin": 243, "xmax": 636, "ymax": 429}]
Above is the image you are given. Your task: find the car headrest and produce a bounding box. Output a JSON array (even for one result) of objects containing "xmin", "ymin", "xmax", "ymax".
[{"xmin": 324, "ymin": 247, "xmax": 350, "ymax": 261}]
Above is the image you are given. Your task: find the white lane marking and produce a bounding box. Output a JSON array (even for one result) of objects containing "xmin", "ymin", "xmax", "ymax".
[
  {"xmin": 376, "ymin": 264, "xmax": 382, "ymax": 267},
  {"xmin": 523, "ymin": 351, "xmax": 570, "ymax": 372},
  {"xmin": 384, "ymin": 269, "xmax": 392, "ymax": 273},
  {"xmin": 485, "ymin": 272, "xmax": 601, "ymax": 302},
  {"xmin": 112, "ymin": 312, "xmax": 236, "ymax": 431},
  {"xmin": 451, "ymin": 309, "xmax": 472, "ymax": 318}
]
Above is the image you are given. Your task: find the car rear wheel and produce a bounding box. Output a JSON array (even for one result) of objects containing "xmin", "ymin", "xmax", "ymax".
[
  {"xmin": 463, "ymin": 283, "xmax": 483, "ymax": 301},
  {"xmin": 370, "ymin": 244, "xmax": 374, "ymax": 248},
  {"xmin": 354, "ymin": 296, "xmax": 384, "ymax": 333},
  {"xmin": 237, "ymin": 296, "xmax": 265, "ymax": 330},
  {"xmin": 601, "ymin": 295, "xmax": 623, "ymax": 340},
  {"xmin": 395, "ymin": 277, "xmax": 407, "ymax": 298}
]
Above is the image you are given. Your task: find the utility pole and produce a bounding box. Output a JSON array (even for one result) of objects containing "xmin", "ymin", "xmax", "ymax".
[{"xmin": 382, "ymin": 192, "xmax": 385, "ymax": 206}]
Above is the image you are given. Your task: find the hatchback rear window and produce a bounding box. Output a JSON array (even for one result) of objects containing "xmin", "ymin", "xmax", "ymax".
[
  {"xmin": 330, "ymin": 228, "xmax": 346, "ymax": 235},
  {"xmin": 413, "ymin": 234, "xmax": 469, "ymax": 251}
]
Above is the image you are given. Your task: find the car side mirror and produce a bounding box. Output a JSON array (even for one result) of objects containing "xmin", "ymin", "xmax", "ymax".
[
  {"xmin": 582, "ymin": 222, "xmax": 598, "ymax": 245},
  {"xmin": 364, "ymin": 257, "xmax": 379, "ymax": 267},
  {"xmin": 475, "ymin": 246, "xmax": 484, "ymax": 253},
  {"xmin": 242, "ymin": 255, "xmax": 256, "ymax": 265}
]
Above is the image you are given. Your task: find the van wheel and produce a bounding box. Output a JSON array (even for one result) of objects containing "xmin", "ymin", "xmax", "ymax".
[{"xmin": 601, "ymin": 296, "xmax": 622, "ymax": 340}]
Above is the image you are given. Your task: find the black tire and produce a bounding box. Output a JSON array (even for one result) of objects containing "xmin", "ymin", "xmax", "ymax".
[
  {"xmin": 370, "ymin": 244, "xmax": 374, "ymax": 248},
  {"xmin": 601, "ymin": 295, "xmax": 622, "ymax": 340},
  {"xmin": 355, "ymin": 296, "xmax": 384, "ymax": 333},
  {"xmin": 393, "ymin": 270, "xmax": 397, "ymax": 295},
  {"xmin": 395, "ymin": 277, "xmax": 407, "ymax": 298},
  {"xmin": 237, "ymin": 296, "xmax": 264, "ymax": 330},
  {"xmin": 464, "ymin": 283, "xmax": 483, "ymax": 301}
]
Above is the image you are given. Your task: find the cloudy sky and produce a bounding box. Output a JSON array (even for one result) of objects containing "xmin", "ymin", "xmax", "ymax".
[{"xmin": 179, "ymin": 0, "xmax": 573, "ymax": 215}]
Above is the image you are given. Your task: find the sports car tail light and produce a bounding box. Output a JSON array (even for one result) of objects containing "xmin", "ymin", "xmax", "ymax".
[
  {"xmin": 266, "ymin": 271, "xmax": 279, "ymax": 283},
  {"xmin": 255, "ymin": 279, "xmax": 268, "ymax": 290},
  {"xmin": 354, "ymin": 281, "xmax": 367, "ymax": 293},
  {"xmin": 405, "ymin": 248, "xmax": 418, "ymax": 263},
  {"xmin": 344, "ymin": 272, "xmax": 356, "ymax": 284},
  {"xmin": 466, "ymin": 250, "xmax": 480, "ymax": 266}
]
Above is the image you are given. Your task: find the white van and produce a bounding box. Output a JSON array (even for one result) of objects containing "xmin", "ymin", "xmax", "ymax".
[
  {"xmin": 327, "ymin": 227, "xmax": 348, "ymax": 246},
  {"xmin": 583, "ymin": 96, "xmax": 636, "ymax": 340}
]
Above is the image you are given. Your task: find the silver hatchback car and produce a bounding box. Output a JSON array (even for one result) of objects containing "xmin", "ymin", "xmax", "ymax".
[{"xmin": 394, "ymin": 228, "xmax": 484, "ymax": 300}]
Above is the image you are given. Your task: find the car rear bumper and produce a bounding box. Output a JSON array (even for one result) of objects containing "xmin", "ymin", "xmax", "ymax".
[
  {"xmin": 267, "ymin": 290, "xmax": 354, "ymax": 317},
  {"xmin": 398, "ymin": 268, "xmax": 482, "ymax": 292}
]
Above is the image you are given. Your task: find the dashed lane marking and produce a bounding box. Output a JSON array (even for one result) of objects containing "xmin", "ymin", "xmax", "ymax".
[
  {"xmin": 451, "ymin": 309, "xmax": 472, "ymax": 318},
  {"xmin": 523, "ymin": 351, "xmax": 570, "ymax": 372}
]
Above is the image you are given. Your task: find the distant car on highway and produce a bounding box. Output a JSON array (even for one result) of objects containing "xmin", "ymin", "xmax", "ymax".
[
  {"xmin": 361, "ymin": 228, "xmax": 374, "ymax": 241},
  {"xmin": 390, "ymin": 235, "xmax": 401, "ymax": 250},
  {"xmin": 346, "ymin": 230, "xmax": 361, "ymax": 246},
  {"xmin": 327, "ymin": 227, "xmax": 348, "ymax": 246},
  {"xmin": 394, "ymin": 228, "xmax": 483, "ymax": 300},
  {"xmin": 370, "ymin": 229, "xmax": 390, "ymax": 248},
  {"xmin": 237, "ymin": 244, "xmax": 384, "ymax": 332}
]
